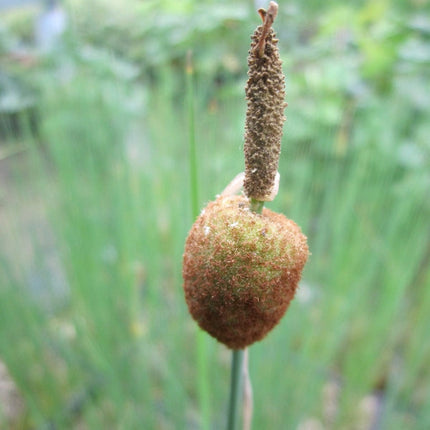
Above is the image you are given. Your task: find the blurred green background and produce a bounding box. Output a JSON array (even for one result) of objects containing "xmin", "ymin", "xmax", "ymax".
[{"xmin": 0, "ymin": 0, "xmax": 429, "ymax": 429}]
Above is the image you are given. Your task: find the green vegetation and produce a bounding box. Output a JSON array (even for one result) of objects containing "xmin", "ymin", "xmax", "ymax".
[{"xmin": 0, "ymin": 0, "xmax": 429, "ymax": 428}]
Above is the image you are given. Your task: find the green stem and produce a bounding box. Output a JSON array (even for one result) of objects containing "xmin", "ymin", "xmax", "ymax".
[
  {"xmin": 227, "ymin": 349, "xmax": 245, "ymax": 430},
  {"xmin": 187, "ymin": 51, "xmax": 211, "ymax": 430},
  {"xmin": 250, "ymin": 198, "xmax": 264, "ymax": 214},
  {"xmin": 187, "ymin": 51, "xmax": 199, "ymax": 219}
]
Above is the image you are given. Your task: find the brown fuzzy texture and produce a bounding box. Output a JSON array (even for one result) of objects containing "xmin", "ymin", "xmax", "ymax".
[
  {"xmin": 182, "ymin": 195, "xmax": 308, "ymax": 349},
  {"xmin": 243, "ymin": 21, "xmax": 286, "ymax": 200}
]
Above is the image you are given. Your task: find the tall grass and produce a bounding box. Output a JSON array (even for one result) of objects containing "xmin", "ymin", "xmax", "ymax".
[{"xmin": 1, "ymin": 18, "xmax": 429, "ymax": 430}]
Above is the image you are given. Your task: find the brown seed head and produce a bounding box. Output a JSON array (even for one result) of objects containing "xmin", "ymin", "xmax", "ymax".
[
  {"xmin": 182, "ymin": 195, "xmax": 308, "ymax": 349},
  {"xmin": 243, "ymin": 3, "xmax": 286, "ymax": 201}
]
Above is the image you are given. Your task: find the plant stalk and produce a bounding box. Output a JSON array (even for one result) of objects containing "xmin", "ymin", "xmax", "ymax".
[
  {"xmin": 187, "ymin": 51, "xmax": 199, "ymax": 219},
  {"xmin": 250, "ymin": 198, "xmax": 264, "ymax": 214},
  {"xmin": 227, "ymin": 349, "xmax": 245, "ymax": 430},
  {"xmin": 187, "ymin": 50, "xmax": 211, "ymax": 430}
]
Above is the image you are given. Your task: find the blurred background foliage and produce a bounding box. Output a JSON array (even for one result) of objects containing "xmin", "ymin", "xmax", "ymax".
[{"xmin": 0, "ymin": 0, "xmax": 429, "ymax": 429}]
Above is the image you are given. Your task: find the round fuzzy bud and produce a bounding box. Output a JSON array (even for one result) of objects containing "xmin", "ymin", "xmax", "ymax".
[
  {"xmin": 243, "ymin": 5, "xmax": 286, "ymax": 201},
  {"xmin": 182, "ymin": 195, "xmax": 308, "ymax": 349}
]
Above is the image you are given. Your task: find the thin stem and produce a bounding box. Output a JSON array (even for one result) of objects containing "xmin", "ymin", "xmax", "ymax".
[
  {"xmin": 227, "ymin": 349, "xmax": 245, "ymax": 430},
  {"xmin": 186, "ymin": 51, "xmax": 211, "ymax": 430},
  {"xmin": 250, "ymin": 198, "xmax": 264, "ymax": 214},
  {"xmin": 187, "ymin": 51, "xmax": 199, "ymax": 219}
]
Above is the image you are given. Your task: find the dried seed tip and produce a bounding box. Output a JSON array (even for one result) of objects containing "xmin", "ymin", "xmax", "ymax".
[
  {"xmin": 257, "ymin": 8, "xmax": 266, "ymax": 23},
  {"xmin": 255, "ymin": 2, "xmax": 278, "ymax": 57},
  {"xmin": 182, "ymin": 195, "xmax": 309, "ymax": 349},
  {"xmin": 243, "ymin": 2, "xmax": 286, "ymax": 201}
]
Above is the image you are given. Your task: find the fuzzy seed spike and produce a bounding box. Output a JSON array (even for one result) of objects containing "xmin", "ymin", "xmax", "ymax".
[
  {"xmin": 243, "ymin": 1, "xmax": 286, "ymax": 201},
  {"xmin": 182, "ymin": 195, "xmax": 309, "ymax": 349}
]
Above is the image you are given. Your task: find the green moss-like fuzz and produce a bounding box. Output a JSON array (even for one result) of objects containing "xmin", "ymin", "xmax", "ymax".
[{"xmin": 183, "ymin": 195, "xmax": 309, "ymax": 349}]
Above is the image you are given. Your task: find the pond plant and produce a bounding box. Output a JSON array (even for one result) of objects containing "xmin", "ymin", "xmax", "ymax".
[{"xmin": 183, "ymin": 3, "xmax": 309, "ymax": 428}]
